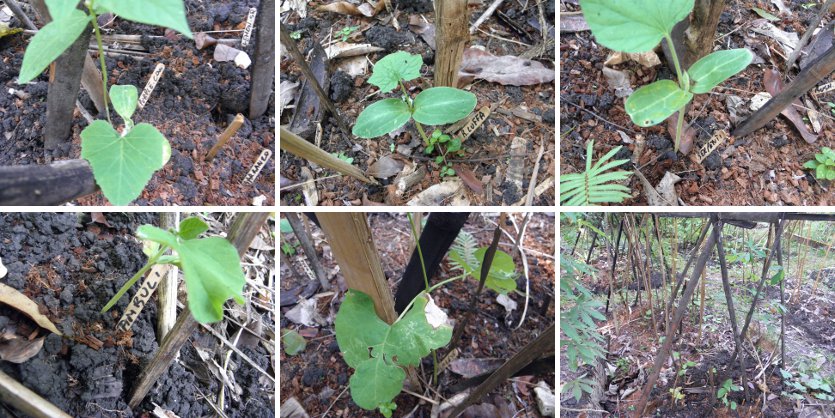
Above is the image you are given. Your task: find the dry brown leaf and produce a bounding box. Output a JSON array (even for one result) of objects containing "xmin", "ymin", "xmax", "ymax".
[
  {"xmin": 666, "ymin": 113, "xmax": 696, "ymax": 155},
  {"xmin": 368, "ymin": 155, "xmax": 405, "ymax": 179},
  {"xmin": 459, "ymin": 48, "xmax": 555, "ymax": 86},
  {"xmin": 0, "ymin": 335, "xmax": 44, "ymax": 363},
  {"xmin": 0, "ymin": 284, "xmax": 62, "ymax": 336},
  {"xmin": 604, "ymin": 51, "xmax": 661, "ymax": 68},
  {"xmin": 317, "ymin": 1, "xmax": 381, "ymax": 17},
  {"xmin": 454, "ymin": 165, "xmax": 483, "ymax": 193},
  {"xmin": 409, "ymin": 15, "xmax": 436, "ymax": 50},
  {"xmin": 90, "ymin": 212, "xmax": 111, "ymax": 227},
  {"xmin": 763, "ymin": 69, "xmax": 818, "ymax": 144}
]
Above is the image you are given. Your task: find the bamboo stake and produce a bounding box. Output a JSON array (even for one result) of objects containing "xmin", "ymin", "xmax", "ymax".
[
  {"xmin": 811, "ymin": 224, "xmax": 835, "ymax": 296},
  {"xmin": 713, "ymin": 220, "xmax": 747, "ymax": 398},
  {"xmin": 157, "ymin": 212, "xmax": 179, "ymax": 341},
  {"xmin": 280, "ymin": 126, "xmax": 375, "ymax": 184},
  {"xmin": 249, "ymin": 0, "xmax": 275, "ymax": 118},
  {"xmin": 206, "ymin": 114, "xmax": 244, "ymax": 161},
  {"xmin": 284, "ymin": 211, "xmax": 329, "ymax": 291},
  {"xmin": 128, "ymin": 213, "xmax": 269, "ymax": 409},
  {"xmin": 0, "ymin": 370, "xmax": 71, "ymax": 418}
]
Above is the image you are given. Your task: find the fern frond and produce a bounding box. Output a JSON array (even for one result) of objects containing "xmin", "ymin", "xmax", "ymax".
[
  {"xmin": 449, "ymin": 230, "xmax": 477, "ymax": 273},
  {"xmin": 560, "ymin": 139, "xmax": 632, "ymax": 206}
]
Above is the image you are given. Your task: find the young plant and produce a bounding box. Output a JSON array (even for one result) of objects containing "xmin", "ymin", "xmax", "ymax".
[
  {"xmin": 448, "ymin": 230, "xmax": 517, "ymax": 294},
  {"xmin": 18, "ymin": 0, "xmax": 192, "ymax": 205},
  {"xmin": 560, "ymin": 139, "xmax": 632, "ymax": 206},
  {"xmin": 580, "ymin": 0, "xmax": 753, "ymax": 152},
  {"xmin": 717, "ymin": 378, "xmax": 742, "ymax": 410},
  {"xmin": 803, "ymin": 147, "xmax": 835, "ymax": 181},
  {"xmin": 426, "ymin": 129, "xmax": 462, "ymax": 178},
  {"xmin": 337, "ymin": 25, "xmax": 359, "ymax": 42},
  {"xmin": 352, "ymin": 51, "xmax": 477, "ymax": 175},
  {"xmin": 100, "ymin": 216, "xmax": 246, "ymax": 324}
]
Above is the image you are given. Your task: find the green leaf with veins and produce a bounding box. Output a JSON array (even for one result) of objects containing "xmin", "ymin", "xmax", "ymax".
[
  {"xmin": 335, "ymin": 290, "xmax": 452, "ymax": 412},
  {"xmin": 448, "ymin": 247, "xmax": 517, "ymax": 294},
  {"xmin": 109, "ymin": 85, "xmax": 139, "ymax": 125},
  {"xmin": 96, "ymin": 0, "xmax": 192, "ymax": 38},
  {"xmin": 625, "ymin": 80, "xmax": 693, "ymax": 127},
  {"xmin": 412, "ymin": 87, "xmax": 477, "ymax": 125},
  {"xmin": 367, "ymin": 51, "xmax": 422, "ymax": 93},
  {"xmin": 18, "ymin": 9, "xmax": 89, "ymax": 84},
  {"xmin": 688, "ymin": 49, "xmax": 753, "ymax": 94},
  {"xmin": 352, "ymin": 98, "xmax": 412, "ymax": 138},
  {"xmin": 178, "ymin": 217, "xmax": 210, "ymax": 240},
  {"xmin": 579, "ymin": 0, "xmax": 694, "ymax": 53}
]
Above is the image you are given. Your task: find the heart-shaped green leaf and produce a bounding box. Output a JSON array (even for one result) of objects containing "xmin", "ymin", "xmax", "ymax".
[
  {"xmin": 367, "ymin": 51, "xmax": 423, "ymax": 93},
  {"xmin": 18, "ymin": 10, "xmax": 89, "ymax": 84},
  {"xmin": 688, "ymin": 49, "xmax": 753, "ymax": 94},
  {"xmin": 96, "ymin": 0, "xmax": 192, "ymax": 38},
  {"xmin": 412, "ymin": 87, "xmax": 477, "ymax": 126},
  {"xmin": 352, "ymin": 98, "xmax": 411, "ymax": 138},
  {"xmin": 80, "ymin": 121, "xmax": 171, "ymax": 206},
  {"xmin": 625, "ymin": 80, "xmax": 693, "ymax": 127},
  {"xmin": 580, "ymin": 0, "xmax": 694, "ymax": 52},
  {"xmin": 109, "ymin": 85, "xmax": 139, "ymax": 123}
]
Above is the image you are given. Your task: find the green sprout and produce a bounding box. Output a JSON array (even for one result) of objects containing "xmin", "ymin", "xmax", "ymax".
[
  {"xmin": 804, "ymin": 147, "xmax": 835, "ymax": 181},
  {"xmin": 337, "ymin": 25, "xmax": 359, "ymax": 42},
  {"xmin": 580, "ymin": 0, "xmax": 752, "ymax": 152}
]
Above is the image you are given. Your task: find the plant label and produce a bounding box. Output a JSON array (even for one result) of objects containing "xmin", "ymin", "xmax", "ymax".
[
  {"xmin": 138, "ymin": 63, "xmax": 165, "ymax": 110},
  {"xmin": 457, "ymin": 106, "xmax": 490, "ymax": 141},
  {"xmin": 116, "ymin": 264, "xmax": 170, "ymax": 332},
  {"xmin": 696, "ymin": 130, "xmax": 728, "ymax": 164},
  {"xmin": 241, "ymin": 8, "xmax": 257, "ymax": 48},
  {"xmin": 243, "ymin": 149, "xmax": 272, "ymax": 185},
  {"xmin": 815, "ymin": 81, "xmax": 835, "ymax": 94}
]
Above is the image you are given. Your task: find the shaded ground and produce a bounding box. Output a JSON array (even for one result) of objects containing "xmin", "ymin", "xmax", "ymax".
[
  {"xmin": 280, "ymin": 1, "xmax": 556, "ymax": 206},
  {"xmin": 560, "ymin": 1, "xmax": 835, "ymax": 205},
  {"xmin": 280, "ymin": 213, "xmax": 556, "ymax": 416},
  {"xmin": 0, "ymin": 212, "xmax": 275, "ymax": 417},
  {"xmin": 0, "ymin": 0, "xmax": 275, "ymax": 206}
]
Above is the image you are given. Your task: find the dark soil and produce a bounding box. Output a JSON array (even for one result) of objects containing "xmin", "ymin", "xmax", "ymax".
[
  {"xmin": 0, "ymin": 0, "xmax": 275, "ymax": 206},
  {"xmin": 560, "ymin": 1, "xmax": 835, "ymax": 205},
  {"xmin": 280, "ymin": 213, "xmax": 556, "ymax": 416},
  {"xmin": 280, "ymin": 3, "xmax": 555, "ymax": 206},
  {"xmin": 0, "ymin": 213, "xmax": 274, "ymax": 417}
]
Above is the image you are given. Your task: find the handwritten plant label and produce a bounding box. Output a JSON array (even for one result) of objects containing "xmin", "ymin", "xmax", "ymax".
[
  {"xmin": 241, "ymin": 8, "xmax": 257, "ymax": 48},
  {"xmin": 116, "ymin": 264, "xmax": 170, "ymax": 332},
  {"xmin": 815, "ymin": 81, "xmax": 835, "ymax": 95},
  {"xmin": 243, "ymin": 149, "xmax": 272, "ymax": 185},
  {"xmin": 696, "ymin": 130, "xmax": 728, "ymax": 164},
  {"xmin": 458, "ymin": 106, "xmax": 490, "ymax": 141},
  {"xmin": 138, "ymin": 63, "xmax": 165, "ymax": 110}
]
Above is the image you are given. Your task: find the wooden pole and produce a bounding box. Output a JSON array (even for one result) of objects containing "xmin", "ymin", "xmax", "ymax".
[
  {"xmin": 0, "ymin": 159, "xmax": 97, "ymax": 205},
  {"xmin": 206, "ymin": 114, "xmax": 244, "ymax": 161},
  {"xmin": 317, "ymin": 213, "xmax": 396, "ymax": 323},
  {"xmin": 44, "ymin": 24, "xmax": 92, "ymax": 150},
  {"xmin": 284, "ymin": 211, "xmax": 330, "ymax": 291},
  {"xmin": 280, "ymin": 126, "xmax": 374, "ymax": 184},
  {"xmin": 157, "ymin": 212, "xmax": 180, "ymax": 341},
  {"xmin": 0, "ymin": 370, "xmax": 71, "ymax": 418},
  {"xmin": 433, "ymin": 0, "xmax": 469, "ymax": 87},
  {"xmin": 249, "ymin": 0, "xmax": 275, "ymax": 119},
  {"xmin": 683, "ymin": 0, "xmax": 726, "ymax": 69},
  {"xmin": 713, "ymin": 220, "xmax": 748, "ymax": 398},
  {"xmin": 128, "ymin": 212, "xmax": 269, "ymax": 409},
  {"xmin": 785, "ymin": 0, "xmax": 835, "ymax": 71},
  {"xmin": 733, "ymin": 45, "xmax": 835, "ymax": 139}
]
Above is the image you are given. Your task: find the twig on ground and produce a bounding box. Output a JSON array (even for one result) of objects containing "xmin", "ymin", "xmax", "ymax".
[{"xmin": 470, "ymin": 0, "xmax": 505, "ymax": 34}]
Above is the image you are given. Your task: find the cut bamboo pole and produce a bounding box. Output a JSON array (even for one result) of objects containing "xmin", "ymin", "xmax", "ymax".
[
  {"xmin": 0, "ymin": 370, "xmax": 71, "ymax": 418},
  {"xmin": 128, "ymin": 212, "xmax": 269, "ymax": 409},
  {"xmin": 249, "ymin": 0, "xmax": 275, "ymax": 118},
  {"xmin": 157, "ymin": 212, "xmax": 180, "ymax": 341},
  {"xmin": 206, "ymin": 114, "xmax": 245, "ymax": 161},
  {"xmin": 284, "ymin": 211, "xmax": 329, "ymax": 291},
  {"xmin": 433, "ymin": 0, "xmax": 469, "ymax": 87},
  {"xmin": 280, "ymin": 127, "xmax": 374, "ymax": 184}
]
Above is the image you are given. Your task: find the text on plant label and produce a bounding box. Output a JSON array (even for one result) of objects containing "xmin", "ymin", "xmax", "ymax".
[
  {"xmin": 241, "ymin": 8, "xmax": 257, "ymax": 48},
  {"xmin": 116, "ymin": 264, "xmax": 170, "ymax": 332},
  {"xmin": 696, "ymin": 130, "xmax": 728, "ymax": 164},
  {"xmin": 138, "ymin": 63, "xmax": 166, "ymax": 110},
  {"xmin": 458, "ymin": 106, "xmax": 490, "ymax": 141},
  {"xmin": 243, "ymin": 149, "xmax": 272, "ymax": 185},
  {"xmin": 815, "ymin": 81, "xmax": 835, "ymax": 95}
]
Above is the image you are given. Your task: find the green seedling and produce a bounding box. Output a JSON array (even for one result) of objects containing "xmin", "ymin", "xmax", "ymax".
[
  {"xmin": 18, "ymin": 0, "xmax": 192, "ymax": 205},
  {"xmin": 803, "ymin": 147, "xmax": 835, "ymax": 181},
  {"xmin": 101, "ymin": 217, "xmax": 246, "ymax": 324},
  {"xmin": 580, "ymin": 0, "xmax": 752, "ymax": 152},
  {"xmin": 426, "ymin": 129, "xmax": 462, "ymax": 178},
  {"xmin": 335, "ymin": 290, "xmax": 452, "ymax": 417},
  {"xmin": 290, "ymin": 30, "xmax": 302, "ymax": 40},
  {"xmin": 448, "ymin": 230, "xmax": 517, "ymax": 294},
  {"xmin": 282, "ymin": 329, "xmax": 307, "ymax": 355},
  {"xmin": 332, "ymin": 151, "xmax": 354, "ymax": 164},
  {"xmin": 353, "ymin": 51, "xmax": 477, "ymax": 176},
  {"xmin": 337, "ymin": 25, "xmax": 359, "ymax": 42},
  {"xmin": 717, "ymin": 378, "xmax": 742, "ymax": 410},
  {"xmin": 560, "ymin": 139, "xmax": 632, "ymax": 206}
]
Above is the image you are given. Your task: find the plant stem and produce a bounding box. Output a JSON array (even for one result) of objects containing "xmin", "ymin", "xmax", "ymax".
[
  {"xmin": 398, "ymin": 79, "xmax": 432, "ymax": 146},
  {"xmin": 407, "ymin": 213, "xmax": 430, "ymax": 291},
  {"xmin": 675, "ymin": 108, "xmax": 685, "ymax": 152},
  {"xmin": 665, "ymin": 35, "xmax": 687, "ymax": 152},
  {"xmin": 101, "ymin": 246, "xmax": 167, "ymax": 312},
  {"xmin": 414, "ymin": 121, "xmax": 430, "ymax": 145},
  {"xmin": 87, "ymin": 1, "xmax": 111, "ymax": 125}
]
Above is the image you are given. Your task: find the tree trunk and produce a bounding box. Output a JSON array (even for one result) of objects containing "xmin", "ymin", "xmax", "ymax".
[
  {"xmin": 249, "ymin": 0, "xmax": 275, "ymax": 118},
  {"xmin": 684, "ymin": 0, "xmax": 726, "ymax": 69},
  {"xmin": 433, "ymin": 0, "xmax": 468, "ymax": 87}
]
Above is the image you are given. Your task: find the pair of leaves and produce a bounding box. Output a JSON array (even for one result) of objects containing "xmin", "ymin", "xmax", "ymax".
[
  {"xmin": 448, "ymin": 232, "xmax": 517, "ymax": 294},
  {"xmin": 804, "ymin": 147, "xmax": 835, "ymax": 180},
  {"xmin": 137, "ymin": 217, "xmax": 246, "ymax": 324},
  {"xmin": 335, "ymin": 290, "xmax": 452, "ymax": 412},
  {"xmin": 353, "ymin": 87, "xmax": 477, "ymax": 138},
  {"xmin": 81, "ymin": 85, "xmax": 171, "ymax": 206},
  {"xmin": 19, "ymin": 0, "xmax": 191, "ymax": 84},
  {"xmin": 560, "ymin": 139, "xmax": 632, "ymax": 205}
]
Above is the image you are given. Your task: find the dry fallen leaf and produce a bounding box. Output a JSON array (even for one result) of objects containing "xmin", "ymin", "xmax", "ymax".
[
  {"xmin": 0, "ymin": 284, "xmax": 62, "ymax": 336},
  {"xmin": 763, "ymin": 69, "xmax": 817, "ymax": 144},
  {"xmin": 604, "ymin": 51, "xmax": 661, "ymax": 68},
  {"xmin": 368, "ymin": 155, "xmax": 405, "ymax": 179},
  {"xmin": 666, "ymin": 113, "xmax": 697, "ymax": 155},
  {"xmin": 0, "ymin": 334, "xmax": 44, "ymax": 363},
  {"xmin": 90, "ymin": 212, "xmax": 111, "ymax": 227},
  {"xmin": 409, "ymin": 15, "xmax": 436, "ymax": 50},
  {"xmin": 454, "ymin": 165, "xmax": 483, "ymax": 194},
  {"xmin": 459, "ymin": 48, "xmax": 555, "ymax": 86},
  {"xmin": 317, "ymin": 1, "xmax": 383, "ymax": 17}
]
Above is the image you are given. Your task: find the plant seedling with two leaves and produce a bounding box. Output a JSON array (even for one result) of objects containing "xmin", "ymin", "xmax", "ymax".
[
  {"xmin": 18, "ymin": 0, "xmax": 192, "ymax": 205},
  {"xmin": 100, "ymin": 217, "xmax": 246, "ymax": 324},
  {"xmin": 804, "ymin": 147, "xmax": 835, "ymax": 181},
  {"xmin": 580, "ymin": 0, "xmax": 753, "ymax": 152},
  {"xmin": 717, "ymin": 378, "xmax": 742, "ymax": 410},
  {"xmin": 353, "ymin": 51, "xmax": 477, "ymax": 177}
]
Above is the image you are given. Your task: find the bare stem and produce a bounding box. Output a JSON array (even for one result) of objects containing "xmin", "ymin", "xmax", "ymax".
[{"xmin": 87, "ymin": 1, "xmax": 111, "ymax": 125}]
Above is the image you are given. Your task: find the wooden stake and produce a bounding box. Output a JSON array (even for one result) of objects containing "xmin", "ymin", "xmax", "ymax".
[
  {"xmin": 249, "ymin": 0, "xmax": 274, "ymax": 118},
  {"xmin": 280, "ymin": 126, "xmax": 374, "ymax": 184},
  {"xmin": 128, "ymin": 212, "xmax": 269, "ymax": 409},
  {"xmin": 206, "ymin": 114, "xmax": 244, "ymax": 161},
  {"xmin": 0, "ymin": 159, "xmax": 97, "ymax": 205},
  {"xmin": 44, "ymin": 24, "xmax": 92, "ymax": 150},
  {"xmin": 683, "ymin": 0, "xmax": 726, "ymax": 68},
  {"xmin": 433, "ymin": 0, "xmax": 469, "ymax": 88},
  {"xmin": 714, "ymin": 220, "xmax": 747, "ymax": 398},
  {"xmin": 284, "ymin": 212, "xmax": 330, "ymax": 291},
  {"xmin": 157, "ymin": 212, "xmax": 179, "ymax": 341},
  {"xmin": 0, "ymin": 370, "xmax": 71, "ymax": 418}
]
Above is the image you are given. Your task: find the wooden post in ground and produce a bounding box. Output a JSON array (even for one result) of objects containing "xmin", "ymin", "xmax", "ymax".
[
  {"xmin": 683, "ymin": 0, "xmax": 726, "ymax": 68},
  {"xmin": 713, "ymin": 220, "xmax": 748, "ymax": 398},
  {"xmin": 157, "ymin": 213, "xmax": 180, "ymax": 341},
  {"xmin": 733, "ymin": 45, "xmax": 835, "ymax": 139},
  {"xmin": 433, "ymin": 0, "xmax": 468, "ymax": 87},
  {"xmin": 636, "ymin": 220, "xmax": 717, "ymax": 416},
  {"xmin": 284, "ymin": 211, "xmax": 330, "ymax": 291},
  {"xmin": 44, "ymin": 24, "xmax": 92, "ymax": 150},
  {"xmin": 0, "ymin": 370, "xmax": 72, "ymax": 418},
  {"xmin": 128, "ymin": 212, "xmax": 269, "ymax": 409},
  {"xmin": 249, "ymin": 0, "xmax": 275, "ymax": 119},
  {"xmin": 0, "ymin": 159, "xmax": 97, "ymax": 205}
]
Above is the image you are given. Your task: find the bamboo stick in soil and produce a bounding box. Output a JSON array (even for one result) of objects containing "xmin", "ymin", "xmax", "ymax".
[
  {"xmin": 433, "ymin": 0, "xmax": 468, "ymax": 88},
  {"xmin": 128, "ymin": 212, "xmax": 270, "ymax": 409},
  {"xmin": 157, "ymin": 212, "xmax": 180, "ymax": 341},
  {"xmin": 249, "ymin": 0, "xmax": 275, "ymax": 119}
]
